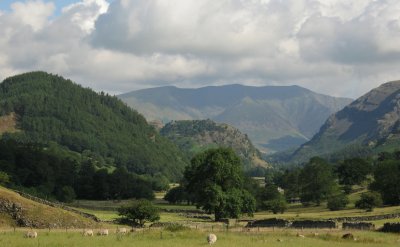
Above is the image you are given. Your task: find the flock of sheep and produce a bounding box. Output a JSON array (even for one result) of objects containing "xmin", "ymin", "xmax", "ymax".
[
  {"xmin": 25, "ymin": 228, "xmax": 128, "ymax": 238},
  {"xmin": 24, "ymin": 229, "xmax": 218, "ymax": 244}
]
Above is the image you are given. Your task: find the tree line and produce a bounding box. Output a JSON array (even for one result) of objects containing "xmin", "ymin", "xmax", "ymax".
[
  {"xmin": 165, "ymin": 148, "xmax": 400, "ymax": 219},
  {"xmin": 0, "ymin": 139, "xmax": 169, "ymax": 202}
]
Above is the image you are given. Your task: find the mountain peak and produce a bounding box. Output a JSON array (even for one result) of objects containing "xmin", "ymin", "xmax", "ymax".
[
  {"xmin": 290, "ymin": 79, "xmax": 400, "ymax": 163},
  {"xmin": 119, "ymin": 84, "xmax": 352, "ymax": 153}
]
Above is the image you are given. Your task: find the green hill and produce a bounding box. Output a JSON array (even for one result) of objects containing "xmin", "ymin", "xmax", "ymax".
[
  {"xmin": 0, "ymin": 186, "xmax": 97, "ymax": 228},
  {"xmin": 0, "ymin": 72, "xmax": 187, "ymax": 180},
  {"xmin": 160, "ymin": 119, "xmax": 269, "ymax": 169}
]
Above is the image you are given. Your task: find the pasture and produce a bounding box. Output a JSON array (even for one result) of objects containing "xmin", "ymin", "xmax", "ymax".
[{"xmin": 0, "ymin": 228, "xmax": 399, "ymax": 247}]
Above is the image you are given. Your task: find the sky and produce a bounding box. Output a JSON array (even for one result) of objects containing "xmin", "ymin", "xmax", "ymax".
[{"xmin": 1, "ymin": 0, "xmax": 400, "ymax": 98}]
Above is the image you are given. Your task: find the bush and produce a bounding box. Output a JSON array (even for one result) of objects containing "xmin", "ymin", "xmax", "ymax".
[
  {"xmin": 263, "ymin": 196, "xmax": 287, "ymax": 214},
  {"xmin": 164, "ymin": 186, "xmax": 188, "ymax": 204},
  {"xmin": 164, "ymin": 223, "xmax": 189, "ymax": 232},
  {"xmin": 0, "ymin": 171, "xmax": 10, "ymax": 185},
  {"xmin": 327, "ymin": 193, "xmax": 349, "ymax": 211},
  {"xmin": 355, "ymin": 191, "xmax": 383, "ymax": 212},
  {"xmin": 118, "ymin": 199, "xmax": 160, "ymax": 227},
  {"xmin": 56, "ymin": 186, "xmax": 76, "ymax": 203}
]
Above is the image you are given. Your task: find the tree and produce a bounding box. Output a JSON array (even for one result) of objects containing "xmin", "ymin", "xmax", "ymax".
[
  {"xmin": 118, "ymin": 199, "xmax": 160, "ymax": 227},
  {"xmin": 264, "ymin": 197, "xmax": 287, "ymax": 214},
  {"xmin": 299, "ymin": 157, "xmax": 338, "ymax": 205},
  {"xmin": 258, "ymin": 183, "xmax": 287, "ymax": 213},
  {"xmin": 337, "ymin": 158, "xmax": 372, "ymax": 193},
  {"xmin": 184, "ymin": 148, "xmax": 256, "ymax": 221},
  {"xmin": 164, "ymin": 186, "xmax": 188, "ymax": 204},
  {"xmin": 370, "ymin": 160, "xmax": 400, "ymax": 205},
  {"xmin": 56, "ymin": 186, "xmax": 76, "ymax": 203},
  {"xmin": 355, "ymin": 192, "xmax": 383, "ymax": 212},
  {"xmin": 327, "ymin": 192, "xmax": 349, "ymax": 211},
  {"xmin": 280, "ymin": 168, "xmax": 300, "ymax": 201}
]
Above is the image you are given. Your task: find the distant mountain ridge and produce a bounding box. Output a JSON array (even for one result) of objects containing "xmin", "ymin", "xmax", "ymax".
[
  {"xmin": 290, "ymin": 80, "xmax": 400, "ymax": 162},
  {"xmin": 160, "ymin": 119, "xmax": 269, "ymax": 169},
  {"xmin": 119, "ymin": 84, "xmax": 352, "ymax": 153}
]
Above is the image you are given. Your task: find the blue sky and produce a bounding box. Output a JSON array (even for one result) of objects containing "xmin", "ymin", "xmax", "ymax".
[{"xmin": 0, "ymin": 1, "xmax": 106, "ymax": 15}]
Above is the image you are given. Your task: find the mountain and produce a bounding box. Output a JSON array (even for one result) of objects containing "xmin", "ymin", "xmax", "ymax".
[
  {"xmin": 0, "ymin": 72, "xmax": 187, "ymax": 180},
  {"xmin": 160, "ymin": 119, "xmax": 269, "ymax": 169},
  {"xmin": 119, "ymin": 85, "xmax": 352, "ymax": 153},
  {"xmin": 290, "ymin": 80, "xmax": 400, "ymax": 163}
]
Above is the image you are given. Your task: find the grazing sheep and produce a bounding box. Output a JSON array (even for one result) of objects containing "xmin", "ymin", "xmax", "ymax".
[
  {"xmin": 296, "ymin": 233, "xmax": 305, "ymax": 238},
  {"xmin": 207, "ymin": 233, "xmax": 217, "ymax": 245},
  {"xmin": 97, "ymin": 229, "xmax": 109, "ymax": 236},
  {"xmin": 83, "ymin": 229, "xmax": 94, "ymax": 236},
  {"xmin": 117, "ymin": 227, "xmax": 128, "ymax": 235},
  {"xmin": 25, "ymin": 231, "xmax": 37, "ymax": 238}
]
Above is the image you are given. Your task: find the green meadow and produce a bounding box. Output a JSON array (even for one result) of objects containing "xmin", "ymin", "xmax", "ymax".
[{"xmin": 1, "ymin": 228, "xmax": 399, "ymax": 247}]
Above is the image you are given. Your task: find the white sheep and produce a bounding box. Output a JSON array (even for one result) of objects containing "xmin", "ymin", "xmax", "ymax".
[
  {"xmin": 25, "ymin": 231, "xmax": 38, "ymax": 238},
  {"xmin": 83, "ymin": 229, "xmax": 94, "ymax": 236},
  {"xmin": 117, "ymin": 227, "xmax": 128, "ymax": 235},
  {"xmin": 97, "ymin": 229, "xmax": 109, "ymax": 236},
  {"xmin": 207, "ymin": 233, "xmax": 217, "ymax": 245},
  {"xmin": 296, "ymin": 233, "xmax": 305, "ymax": 238}
]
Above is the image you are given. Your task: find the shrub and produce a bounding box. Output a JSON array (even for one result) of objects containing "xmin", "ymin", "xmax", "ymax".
[
  {"xmin": 0, "ymin": 171, "xmax": 10, "ymax": 185},
  {"xmin": 56, "ymin": 186, "xmax": 76, "ymax": 203},
  {"xmin": 327, "ymin": 193, "xmax": 349, "ymax": 211},
  {"xmin": 355, "ymin": 191, "xmax": 383, "ymax": 212},
  {"xmin": 118, "ymin": 199, "xmax": 160, "ymax": 227},
  {"xmin": 263, "ymin": 196, "xmax": 287, "ymax": 214}
]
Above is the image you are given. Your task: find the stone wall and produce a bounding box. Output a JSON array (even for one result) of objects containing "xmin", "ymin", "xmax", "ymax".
[
  {"xmin": 342, "ymin": 222, "xmax": 375, "ymax": 230},
  {"xmin": 12, "ymin": 190, "xmax": 100, "ymax": 222},
  {"xmin": 246, "ymin": 219, "xmax": 337, "ymax": 229},
  {"xmin": 330, "ymin": 213, "xmax": 400, "ymax": 222},
  {"xmin": 381, "ymin": 223, "xmax": 400, "ymax": 233},
  {"xmin": 291, "ymin": 220, "xmax": 337, "ymax": 229},
  {"xmin": 247, "ymin": 218, "xmax": 290, "ymax": 228}
]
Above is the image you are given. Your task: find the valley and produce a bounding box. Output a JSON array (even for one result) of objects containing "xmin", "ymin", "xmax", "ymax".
[{"xmin": 0, "ymin": 72, "xmax": 400, "ymax": 247}]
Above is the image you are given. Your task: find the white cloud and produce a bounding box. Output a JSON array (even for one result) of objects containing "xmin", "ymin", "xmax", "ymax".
[
  {"xmin": 1, "ymin": 0, "xmax": 400, "ymax": 98},
  {"xmin": 10, "ymin": 0, "xmax": 55, "ymax": 31}
]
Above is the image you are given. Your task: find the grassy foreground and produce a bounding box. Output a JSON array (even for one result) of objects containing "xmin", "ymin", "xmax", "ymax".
[{"xmin": 0, "ymin": 229, "xmax": 399, "ymax": 247}]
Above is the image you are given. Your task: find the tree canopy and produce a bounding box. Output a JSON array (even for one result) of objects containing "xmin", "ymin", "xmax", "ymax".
[{"xmin": 184, "ymin": 148, "xmax": 256, "ymax": 221}]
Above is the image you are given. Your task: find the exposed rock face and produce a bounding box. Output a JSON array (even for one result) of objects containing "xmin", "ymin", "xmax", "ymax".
[
  {"xmin": 291, "ymin": 81, "xmax": 400, "ymax": 162},
  {"xmin": 0, "ymin": 198, "xmax": 31, "ymax": 227},
  {"xmin": 160, "ymin": 119, "xmax": 269, "ymax": 169}
]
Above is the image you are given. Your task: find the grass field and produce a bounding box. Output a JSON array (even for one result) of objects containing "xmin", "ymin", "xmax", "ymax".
[{"xmin": 0, "ymin": 228, "xmax": 399, "ymax": 247}]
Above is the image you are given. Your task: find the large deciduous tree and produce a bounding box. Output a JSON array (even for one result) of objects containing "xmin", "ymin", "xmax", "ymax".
[
  {"xmin": 184, "ymin": 148, "xmax": 255, "ymax": 221},
  {"xmin": 370, "ymin": 160, "xmax": 400, "ymax": 205},
  {"xmin": 299, "ymin": 157, "xmax": 338, "ymax": 205},
  {"xmin": 337, "ymin": 158, "xmax": 372, "ymax": 192}
]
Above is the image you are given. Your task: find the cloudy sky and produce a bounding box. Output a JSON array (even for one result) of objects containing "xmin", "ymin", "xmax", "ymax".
[{"xmin": 1, "ymin": 0, "xmax": 400, "ymax": 98}]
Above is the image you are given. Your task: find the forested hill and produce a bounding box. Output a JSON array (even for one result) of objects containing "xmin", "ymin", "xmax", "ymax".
[
  {"xmin": 160, "ymin": 119, "xmax": 269, "ymax": 170},
  {"xmin": 0, "ymin": 72, "xmax": 187, "ymax": 180}
]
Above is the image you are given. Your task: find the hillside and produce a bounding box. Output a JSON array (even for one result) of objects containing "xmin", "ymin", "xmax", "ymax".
[
  {"xmin": 160, "ymin": 120, "xmax": 269, "ymax": 169},
  {"xmin": 119, "ymin": 85, "xmax": 352, "ymax": 153},
  {"xmin": 290, "ymin": 80, "xmax": 400, "ymax": 162},
  {"xmin": 0, "ymin": 186, "xmax": 97, "ymax": 228},
  {"xmin": 0, "ymin": 72, "xmax": 187, "ymax": 180}
]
